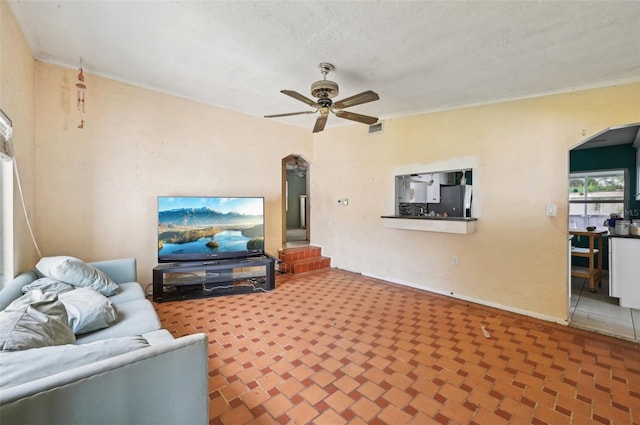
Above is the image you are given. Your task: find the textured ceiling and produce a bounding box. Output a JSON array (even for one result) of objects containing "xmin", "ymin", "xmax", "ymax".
[{"xmin": 7, "ymin": 1, "xmax": 640, "ymax": 132}]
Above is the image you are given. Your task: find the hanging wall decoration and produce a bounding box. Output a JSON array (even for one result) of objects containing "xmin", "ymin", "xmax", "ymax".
[{"xmin": 76, "ymin": 59, "xmax": 86, "ymax": 128}]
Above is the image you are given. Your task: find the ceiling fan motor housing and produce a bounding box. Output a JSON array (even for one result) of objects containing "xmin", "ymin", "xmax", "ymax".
[{"xmin": 311, "ymin": 80, "xmax": 339, "ymax": 99}]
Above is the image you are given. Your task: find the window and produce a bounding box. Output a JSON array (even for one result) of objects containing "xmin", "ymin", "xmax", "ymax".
[
  {"xmin": 0, "ymin": 109, "xmax": 13, "ymax": 289},
  {"xmin": 569, "ymin": 170, "xmax": 625, "ymax": 229},
  {"xmin": 0, "ymin": 159, "xmax": 12, "ymax": 288}
]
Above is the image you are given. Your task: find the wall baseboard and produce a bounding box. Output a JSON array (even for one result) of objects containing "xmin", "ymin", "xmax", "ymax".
[{"xmin": 361, "ymin": 272, "xmax": 569, "ymax": 326}]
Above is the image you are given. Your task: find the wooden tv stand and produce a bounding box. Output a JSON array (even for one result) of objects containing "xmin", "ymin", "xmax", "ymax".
[{"xmin": 152, "ymin": 256, "xmax": 275, "ymax": 302}]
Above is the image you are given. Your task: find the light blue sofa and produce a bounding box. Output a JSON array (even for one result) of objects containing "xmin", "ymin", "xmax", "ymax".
[{"xmin": 0, "ymin": 258, "xmax": 208, "ymax": 425}]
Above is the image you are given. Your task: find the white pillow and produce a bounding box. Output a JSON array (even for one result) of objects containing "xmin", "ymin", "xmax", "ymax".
[
  {"xmin": 0, "ymin": 290, "xmax": 76, "ymax": 351},
  {"xmin": 21, "ymin": 277, "xmax": 75, "ymax": 295},
  {"xmin": 58, "ymin": 288, "xmax": 118, "ymax": 335},
  {"xmin": 35, "ymin": 256, "xmax": 79, "ymax": 276},
  {"xmin": 0, "ymin": 336, "xmax": 150, "ymax": 389},
  {"xmin": 36, "ymin": 256, "xmax": 119, "ymax": 296}
]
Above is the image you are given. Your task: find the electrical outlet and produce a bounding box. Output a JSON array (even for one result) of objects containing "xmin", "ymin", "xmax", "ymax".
[
  {"xmin": 546, "ymin": 203, "xmax": 557, "ymax": 216},
  {"xmin": 452, "ymin": 256, "xmax": 459, "ymax": 266}
]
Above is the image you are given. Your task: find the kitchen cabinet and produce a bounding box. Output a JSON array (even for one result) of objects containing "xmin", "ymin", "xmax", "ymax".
[
  {"xmin": 409, "ymin": 181, "xmax": 427, "ymax": 203},
  {"xmin": 609, "ymin": 236, "xmax": 640, "ymax": 308}
]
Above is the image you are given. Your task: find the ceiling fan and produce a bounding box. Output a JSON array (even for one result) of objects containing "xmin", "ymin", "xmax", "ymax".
[{"xmin": 265, "ymin": 63, "xmax": 380, "ymax": 133}]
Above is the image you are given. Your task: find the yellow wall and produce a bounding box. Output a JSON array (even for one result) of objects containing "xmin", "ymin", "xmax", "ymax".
[
  {"xmin": 0, "ymin": 0, "xmax": 38, "ymax": 275},
  {"xmin": 33, "ymin": 62, "xmax": 312, "ymax": 284},
  {"xmin": 312, "ymin": 84, "xmax": 640, "ymax": 322},
  {"xmin": 5, "ymin": 0, "xmax": 640, "ymax": 322}
]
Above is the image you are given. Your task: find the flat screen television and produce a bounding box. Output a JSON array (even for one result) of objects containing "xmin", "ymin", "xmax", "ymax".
[{"xmin": 157, "ymin": 196, "xmax": 264, "ymax": 262}]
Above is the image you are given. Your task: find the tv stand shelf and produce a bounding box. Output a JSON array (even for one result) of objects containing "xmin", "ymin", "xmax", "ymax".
[{"xmin": 152, "ymin": 256, "xmax": 275, "ymax": 302}]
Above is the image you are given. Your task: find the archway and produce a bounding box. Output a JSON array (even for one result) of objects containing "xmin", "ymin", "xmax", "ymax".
[
  {"xmin": 566, "ymin": 122, "xmax": 639, "ymax": 340},
  {"xmin": 281, "ymin": 154, "xmax": 310, "ymax": 247}
]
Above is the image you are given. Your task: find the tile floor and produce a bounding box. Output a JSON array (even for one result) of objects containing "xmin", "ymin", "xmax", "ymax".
[
  {"xmin": 154, "ymin": 269, "xmax": 640, "ymax": 425},
  {"xmin": 569, "ymin": 273, "xmax": 640, "ymax": 342},
  {"xmin": 286, "ymin": 228, "xmax": 308, "ymax": 243},
  {"xmin": 285, "ymin": 240, "xmax": 311, "ymax": 248}
]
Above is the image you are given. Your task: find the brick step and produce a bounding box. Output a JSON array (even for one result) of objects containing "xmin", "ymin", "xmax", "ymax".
[
  {"xmin": 281, "ymin": 255, "xmax": 331, "ymax": 274},
  {"xmin": 278, "ymin": 245, "xmax": 331, "ymax": 274},
  {"xmin": 279, "ymin": 245, "xmax": 321, "ymax": 261}
]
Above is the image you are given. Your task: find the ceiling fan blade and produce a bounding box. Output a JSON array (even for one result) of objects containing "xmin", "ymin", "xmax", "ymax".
[
  {"xmin": 313, "ymin": 114, "xmax": 328, "ymax": 133},
  {"xmin": 334, "ymin": 110, "xmax": 378, "ymax": 125},
  {"xmin": 264, "ymin": 110, "xmax": 316, "ymax": 118},
  {"xmin": 281, "ymin": 90, "xmax": 319, "ymax": 108},
  {"xmin": 333, "ymin": 90, "xmax": 379, "ymax": 109}
]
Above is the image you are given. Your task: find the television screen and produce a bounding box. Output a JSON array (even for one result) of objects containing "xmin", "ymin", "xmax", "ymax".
[{"xmin": 157, "ymin": 196, "xmax": 264, "ymax": 262}]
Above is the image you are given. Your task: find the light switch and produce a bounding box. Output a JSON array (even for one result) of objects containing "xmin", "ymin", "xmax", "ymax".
[{"xmin": 546, "ymin": 203, "xmax": 557, "ymax": 216}]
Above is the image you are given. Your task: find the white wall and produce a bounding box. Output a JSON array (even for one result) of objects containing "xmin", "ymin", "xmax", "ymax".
[{"xmin": 311, "ymin": 84, "xmax": 640, "ymax": 322}]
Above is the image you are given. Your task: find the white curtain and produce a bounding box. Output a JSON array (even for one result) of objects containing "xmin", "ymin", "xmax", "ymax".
[
  {"xmin": 0, "ymin": 109, "xmax": 12, "ymax": 159},
  {"xmin": 0, "ymin": 109, "xmax": 12, "ymax": 288}
]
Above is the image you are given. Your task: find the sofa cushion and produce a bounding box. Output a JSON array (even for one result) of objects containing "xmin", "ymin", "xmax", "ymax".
[
  {"xmin": 75, "ymin": 299, "xmax": 162, "ymax": 344},
  {"xmin": 107, "ymin": 281, "xmax": 145, "ymax": 305},
  {"xmin": 0, "ymin": 290, "xmax": 75, "ymax": 351},
  {"xmin": 36, "ymin": 256, "xmax": 119, "ymax": 296},
  {"xmin": 21, "ymin": 278, "xmax": 75, "ymax": 296},
  {"xmin": 0, "ymin": 335, "xmax": 150, "ymax": 389},
  {"xmin": 58, "ymin": 288, "xmax": 118, "ymax": 335},
  {"xmin": 90, "ymin": 258, "xmax": 137, "ymax": 285},
  {"xmin": 141, "ymin": 329, "xmax": 175, "ymax": 344}
]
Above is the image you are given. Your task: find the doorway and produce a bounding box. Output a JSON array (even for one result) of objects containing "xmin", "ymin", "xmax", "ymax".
[
  {"xmin": 567, "ymin": 123, "xmax": 640, "ymax": 342},
  {"xmin": 282, "ymin": 155, "xmax": 310, "ymax": 247}
]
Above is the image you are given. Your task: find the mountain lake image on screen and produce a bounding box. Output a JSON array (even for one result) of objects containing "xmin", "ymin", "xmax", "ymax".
[{"xmin": 157, "ymin": 196, "xmax": 265, "ymax": 262}]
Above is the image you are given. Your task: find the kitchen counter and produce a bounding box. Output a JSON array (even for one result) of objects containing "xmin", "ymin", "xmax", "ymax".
[
  {"xmin": 381, "ymin": 215, "xmax": 477, "ymax": 234},
  {"xmin": 381, "ymin": 215, "xmax": 477, "ymax": 222},
  {"xmin": 608, "ymin": 234, "xmax": 640, "ymax": 239}
]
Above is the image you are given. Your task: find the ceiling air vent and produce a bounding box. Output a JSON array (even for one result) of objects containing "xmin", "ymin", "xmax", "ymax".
[{"xmin": 368, "ymin": 122, "xmax": 383, "ymax": 135}]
